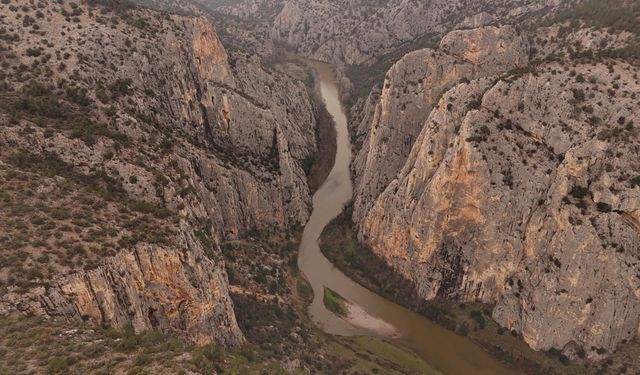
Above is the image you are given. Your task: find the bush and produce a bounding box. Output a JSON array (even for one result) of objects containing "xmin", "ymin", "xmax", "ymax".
[
  {"xmin": 469, "ymin": 310, "xmax": 486, "ymax": 329},
  {"xmin": 455, "ymin": 322, "xmax": 469, "ymax": 336},
  {"xmin": 66, "ymin": 87, "xmax": 91, "ymax": 106},
  {"xmin": 554, "ymin": 0, "xmax": 640, "ymax": 35},
  {"xmin": 69, "ymin": 116, "xmax": 110, "ymax": 145},
  {"xmin": 47, "ymin": 356, "xmax": 78, "ymax": 375},
  {"xmin": 418, "ymin": 303, "xmax": 451, "ymax": 323},
  {"xmin": 88, "ymin": 0, "xmax": 132, "ymax": 13},
  {"xmin": 109, "ymin": 78, "xmax": 133, "ymax": 98},
  {"xmin": 191, "ymin": 343, "xmax": 223, "ymax": 373},
  {"xmin": 569, "ymin": 185, "xmax": 590, "ymax": 199},
  {"xmin": 26, "ymin": 48, "xmax": 41, "ymax": 57},
  {"xmin": 16, "ymin": 83, "xmax": 64, "ymax": 118},
  {"xmin": 128, "ymin": 200, "xmax": 173, "ymax": 219},
  {"xmin": 96, "ymin": 88, "xmax": 110, "ymax": 103}
]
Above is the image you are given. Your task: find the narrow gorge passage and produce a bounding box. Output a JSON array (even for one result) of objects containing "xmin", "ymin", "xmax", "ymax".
[{"xmin": 297, "ymin": 61, "xmax": 518, "ymax": 375}]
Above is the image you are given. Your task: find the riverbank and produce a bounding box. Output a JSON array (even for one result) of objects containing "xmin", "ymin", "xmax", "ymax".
[
  {"xmin": 219, "ymin": 228, "xmax": 442, "ymax": 374},
  {"xmin": 293, "ymin": 271, "xmax": 441, "ymax": 374},
  {"xmin": 306, "ymin": 83, "xmax": 337, "ymax": 193},
  {"xmin": 318, "ymin": 208, "xmax": 595, "ymax": 375},
  {"xmin": 323, "ymin": 286, "xmax": 398, "ymax": 337}
]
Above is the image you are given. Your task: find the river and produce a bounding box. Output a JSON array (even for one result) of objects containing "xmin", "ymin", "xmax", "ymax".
[{"xmin": 297, "ymin": 60, "xmax": 518, "ymax": 375}]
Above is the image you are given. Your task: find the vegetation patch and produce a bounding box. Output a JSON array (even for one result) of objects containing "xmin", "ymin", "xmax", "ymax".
[
  {"xmin": 0, "ymin": 154, "xmax": 176, "ymax": 294},
  {"xmin": 323, "ymin": 288, "xmax": 347, "ymax": 317},
  {"xmin": 551, "ymin": 0, "xmax": 640, "ymax": 60}
]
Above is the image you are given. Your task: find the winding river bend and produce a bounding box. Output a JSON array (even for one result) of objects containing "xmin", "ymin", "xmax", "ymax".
[{"xmin": 297, "ymin": 61, "xmax": 517, "ymax": 375}]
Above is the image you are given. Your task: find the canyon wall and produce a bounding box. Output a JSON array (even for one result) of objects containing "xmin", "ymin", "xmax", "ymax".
[{"xmin": 353, "ymin": 24, "xmax": 640, "ymax": 357}]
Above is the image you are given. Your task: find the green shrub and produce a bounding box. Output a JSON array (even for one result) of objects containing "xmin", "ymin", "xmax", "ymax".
[
  {"xmin": 128, "ymin": 200, "xmax": 173, "ymax": 219},
  {"xmin": 469, "ymin": 310, "xmax": 486, "ymax": 329},
  {"xmin": 191, "ymin": 343, "xmax": 222, "ymax": 373},
  {"xmin": 65, "ymin": 87, "xmax": 91, "ymax": 106},
  {"xmin": 554, "ymin": 0, "xmax": 640, "ymax": 34},
  {"xmin": 88, "ymin": 0, "xmax": 132, "ymax": 12},
  {"xmin": 109, "ymin": 78, "xmax": 133, "ymax": 98},
  {"xmin": 323, "ymin": 288, "xmax": 347, "ymax": 316},
  {"xmin": 46, "ymin": 356, "xmax": 78, "ymax": 375},
  {"xmin": 569, "ymin": 185, "xmax": 590, "ymax": 199},
  {"xmin": 16, "ymin": 83, "xmax": 64, "ymax": 118}
]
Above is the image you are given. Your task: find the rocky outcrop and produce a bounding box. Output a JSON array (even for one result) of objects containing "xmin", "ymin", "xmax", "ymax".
[
  {"xmin": 439, "ymin": 26, "xmax": 530, "ymax": 74},
  {"xmin": 9, "ymin": 232, "xmax": 244, "ymax": 347},
  {"xmin": 456, "ymin": 12, "xmax": 496, "ymax": 30},
  {"xmin": 352, "ymin": 26, "xmax": 529, "ymax": 224},
  {"xmin": 356, "ymin": 55, "xmax": 640, "ymax": 356}
]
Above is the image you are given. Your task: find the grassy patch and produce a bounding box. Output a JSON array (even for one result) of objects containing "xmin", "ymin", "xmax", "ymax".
[
  {"xmin": 325, "ymin": 336, "xmax": 442, "ymax": 375},
  {"xmin": 323, "ymin": 288, "xmax": 347, "ymax": 317}
]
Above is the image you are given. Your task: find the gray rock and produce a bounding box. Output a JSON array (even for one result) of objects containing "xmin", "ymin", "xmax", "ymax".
[
  {"xmin": 456, "ymin": 12, "xmax": 497, "ymax": 30},
  {"xmin": 352, "ymin": 26, "xmax": 529, "ymax": 224},
  {"xmin": 356, "ymin": 58, "xmax": 640, "ymax": 357}
]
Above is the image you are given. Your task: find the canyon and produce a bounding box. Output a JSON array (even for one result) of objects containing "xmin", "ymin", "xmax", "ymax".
[{"xmin": 0, "ymin": 0, "xmax": 639, "ymax": 374}]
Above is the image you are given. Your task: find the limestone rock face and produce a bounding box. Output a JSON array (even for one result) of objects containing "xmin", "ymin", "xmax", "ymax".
[
  {"xmin": 352, "ymin": 26, "xmax": 529, "ymax": 224},
  {"xmin": 13, "ymin": 234, "xmax": 244, "ymax": 347},
  {"xmin": 456, "ymin": 12, "xmax": 497, "ymax": 30},
  {"xmin": 0, "ymin": 2, "xmax": 319, "ymax": 348},
  {"xmin": 191, "ymin": 17, "xmax": 236, "ymax": 86},
  {"xmin": 356, "ymin": 58, "xmax": 640, "ymax": 356}
]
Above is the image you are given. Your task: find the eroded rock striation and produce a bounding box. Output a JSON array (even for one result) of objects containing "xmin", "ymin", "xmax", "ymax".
[{"xmin": 13, "ymin": 237, "xmax": 243, "ymax": 347}]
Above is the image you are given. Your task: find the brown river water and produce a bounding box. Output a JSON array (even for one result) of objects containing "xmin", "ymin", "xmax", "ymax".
[{"xmin": 297, "ymin": 60, "xmax": 519, "ymax": 375}]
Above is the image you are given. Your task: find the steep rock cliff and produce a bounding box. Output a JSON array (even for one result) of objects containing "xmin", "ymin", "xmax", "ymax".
[
  {"xmin": 352, "ymin": 26, "xmax": 529, "ymax": 223},
  {"xmin": 357, "ymin": 58, "xmax": 640, "ymax": 356},
  {"xmin": 10, "ymin": 234, "xmax": 244, "ymax": 347}
]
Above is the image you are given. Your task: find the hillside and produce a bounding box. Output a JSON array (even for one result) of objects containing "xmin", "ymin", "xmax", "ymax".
[{"xmin": 0, "ymin": 0, "xmax": 317, "ymax": 366}]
